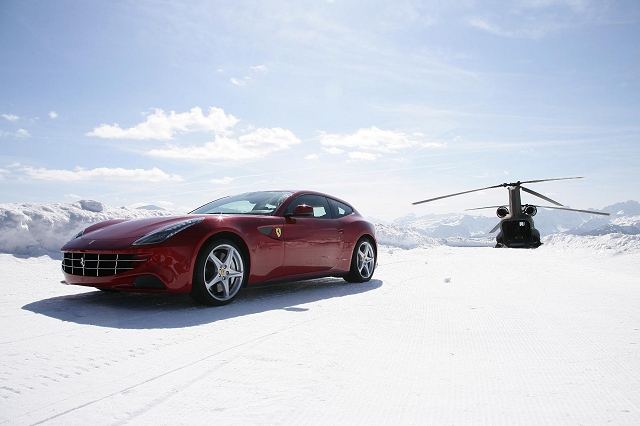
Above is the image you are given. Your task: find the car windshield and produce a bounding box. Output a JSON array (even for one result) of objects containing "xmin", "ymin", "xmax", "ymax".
[{"xmin": 189, "ymin": 191, "xmax": 293, "ymax": 216}]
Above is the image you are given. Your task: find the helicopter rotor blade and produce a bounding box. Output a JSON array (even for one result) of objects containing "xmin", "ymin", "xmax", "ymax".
[
  {"xmin": 464, "ymin": 206, "xmax": 502, "ymax": 211},
  {"xmin": 489, "ymin": 221, "xmax": 502, "ymax": 234},
  {"xmin": 413, "ymin": 177, "xmax": 586, "ymax": 206},
  {"xmin": 521, "ymin": 186, "xmax": 563, "ymax": 206},
  {"xmin": 412, "ymin": 184, "xmax": 505, "ymax": 205},
  {"xmin": 520, "ymin": 176, "xmax": 585, "ymax": 185},
  {"xmin": 535, "ymin": 205, "xmax": 611, "ymax": 216}
]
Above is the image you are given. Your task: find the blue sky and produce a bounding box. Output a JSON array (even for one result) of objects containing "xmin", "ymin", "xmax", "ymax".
[{"xmin": 1, "ymin": 0, "xmax": 639, "ymax": 220}]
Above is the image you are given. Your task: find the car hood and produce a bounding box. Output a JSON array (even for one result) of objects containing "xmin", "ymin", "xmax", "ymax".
[
  {"xmin": 61, "ymin": 216, "xmax": 203, "ymax": 251},
  {"xmin": 83, "ymin": 216, "xmax": 197, "ymax": 240}
]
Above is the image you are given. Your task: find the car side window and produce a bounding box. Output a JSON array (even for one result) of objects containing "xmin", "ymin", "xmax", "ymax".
[
  {"xmin": 285, "ymin": 195, "xmax": 332, "ymax": 219},
  {"xmin": 328, "ymin": 198, "xmax": 353, "ymax": 218}
]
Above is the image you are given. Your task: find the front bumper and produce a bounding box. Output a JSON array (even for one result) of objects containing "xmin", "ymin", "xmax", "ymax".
[{"xmin": 60, "ymin": 245, "xmax": 197, "ymax": 293}]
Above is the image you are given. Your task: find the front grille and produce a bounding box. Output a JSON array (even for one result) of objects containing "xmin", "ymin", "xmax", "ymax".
[{"xmin": 62, "ymin": 252, "xmax": 147, "ymax": 277}]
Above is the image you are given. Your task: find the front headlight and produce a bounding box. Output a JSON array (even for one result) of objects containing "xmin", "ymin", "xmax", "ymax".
[
  {"xmin": 69, "ymin": 229, "xmax": 85, "ymax": 241},
  {"xmin": 132, "ymin": 217, "xmax": 205, "ymax": 246}
]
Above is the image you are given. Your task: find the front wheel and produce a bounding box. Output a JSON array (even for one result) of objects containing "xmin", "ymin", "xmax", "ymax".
[
  {"xmin": 191, "ymin": 239, "xmax": 247, "ymax": 306},
  {"xmin": 344, "ymin": 238, "xmax": 376, "ymax": 283}
]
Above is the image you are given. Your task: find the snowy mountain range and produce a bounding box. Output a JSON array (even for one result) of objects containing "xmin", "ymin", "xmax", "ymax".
[
  {"xmin": 375, "ymin": 200, "xmax": 640, "ymax": 240},
  {"xmin": 1, "ymin": 200, "xmax": 639, "ymax": 257}
]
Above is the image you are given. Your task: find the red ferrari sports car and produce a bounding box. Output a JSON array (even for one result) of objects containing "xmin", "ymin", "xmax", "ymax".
[{"xmin": 61, "ymin": 190, "xmax": 377, "ymax": 306}]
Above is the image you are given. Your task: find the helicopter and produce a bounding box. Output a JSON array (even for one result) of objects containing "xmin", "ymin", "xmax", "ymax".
[{"xmin": 412, "ymin": 177, "xmax": 611, "ymax": 248}]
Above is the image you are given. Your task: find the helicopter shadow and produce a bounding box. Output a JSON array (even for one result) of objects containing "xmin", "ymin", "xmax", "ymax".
[{"xmin": 22, "ymin": 278, "xmax": 383, "ymax": 330}]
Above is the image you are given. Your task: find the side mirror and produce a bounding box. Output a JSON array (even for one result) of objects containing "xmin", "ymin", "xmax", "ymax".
[{"xmin": 289, "ymin": 204, "xmax": 314, "ymax": 217}]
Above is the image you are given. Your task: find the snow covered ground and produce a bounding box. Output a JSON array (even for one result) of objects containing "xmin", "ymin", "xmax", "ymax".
[{"xmin": 1, "ymin": 202, "xmax": 640, "ymax": 425}]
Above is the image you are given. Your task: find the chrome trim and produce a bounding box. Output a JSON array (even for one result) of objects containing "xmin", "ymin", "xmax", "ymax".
[{"xmin": 61, "ymin": 252, "xmax": 147, "ymax": 277}]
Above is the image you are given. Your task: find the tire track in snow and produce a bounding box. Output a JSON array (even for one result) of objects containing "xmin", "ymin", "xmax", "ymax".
[
  {"xmin": 109, "ymin": 284, "xmax": 388, "ymax": 425},
  {"xmin": 25, "ymin": 316, "xmax": 323, "ymax": 425},
  {"xmin": 273, "ymin": 248, "xmax": 442, "ymax": 424}
]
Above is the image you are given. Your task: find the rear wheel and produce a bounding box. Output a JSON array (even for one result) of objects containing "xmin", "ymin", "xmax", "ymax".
[
  {"xmin": 344, "ymin": 237, "xmax": 376, "ymax": 283},
  {"xmin": 191, "ymin": 239, "xmax": 247, "ymax": 306}
]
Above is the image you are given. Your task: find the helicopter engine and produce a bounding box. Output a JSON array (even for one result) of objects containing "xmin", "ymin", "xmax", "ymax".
[
  {"xmin": 496, "ymin": 206, "xmax": 509, "ymax": 218},
  {"xmin": 522, "ymin": 204, "xmax": 537, "ymax": 216}
]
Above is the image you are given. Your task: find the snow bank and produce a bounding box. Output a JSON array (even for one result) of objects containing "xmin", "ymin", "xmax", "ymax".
[
  {"xmin": 441, "ymin": 236, "xmax": 495, "ymax": 247},
  {"xmin": 541, "ymin": 233, "xmax": 640, "ymax": 255},
  {"xmin": 392, "ymin": 213, "xmax": 498, "ymax": 238},
  {"xmin": 612, "ymin": 214, "xmax": 640, "ymax": 228},
  {"xmin": 374, "ymin": 223, "xmax": 441, "ymax": 249},
  {"xmin": 373, "ymin": 224, "xmax": 494, "ymax": 248},
  {"xmin": 0, "ymin": 201, "xmax": 172, "ymax": 256}
]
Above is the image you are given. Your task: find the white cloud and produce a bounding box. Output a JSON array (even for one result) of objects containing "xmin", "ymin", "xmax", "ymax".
[
  {"xmin": 210, "ymin": 176, "xmax": 233, "ymax": 184},
  {"xmin": 348, "ymin": 151, "xmax": 380, "ymax": 161},
  {"xmin": 466, "ymin": 18, "xmax": 553, "ymax": 39},
  {"xmin": 467, "ymin": 18, "xmax": 504, "ymax": 36},
  {"xmin": 20, "ymin": 166, "xmax": 182, "ymax": 182},
  {"xmin": 520, "ymin": 0, "xmax": 588, "ymax": 11},
  {"xmin": 322, "ymin": 147, "xmax": 345, "ymax": 155},
  {"xmin": 87, "ymin": 107, "xmax": 239, "ymax": 140},
  {"xmin": 305, "ymin": 154, "xmax": 319, "ymax": 160},
  {"xmin": 251, "ymin": 65, "xmax": 268, "ymax": 73},
  {"xmin": 148, "ymin": 127, "xmax": 301, "ymax": 161},
  {"xmin": 465, "ymin": 0, "xmax": 592, "ymax": 39},
  {"xmin": 230, "ymin": 66, "xmax": 265, "ymax": 86},
  {"xmin": 319, "ymin": 126, "xmax": 422, "ymax": 153},
  {"xmin": 48, "ymin": 111, "xmax": 58, "ymax": 119},
  {"xmin": 1, "ymin": 129, "xmax": 30, "ymax": 138},
  {"xmin": 2, "ymin": 114, "xmax": 19, "ymax": 122}
]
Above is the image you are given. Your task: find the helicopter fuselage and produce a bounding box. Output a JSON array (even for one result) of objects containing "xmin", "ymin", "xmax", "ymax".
[{"xmin": 495, "ymin": 186, "xmax": 541, "ymax": 248}]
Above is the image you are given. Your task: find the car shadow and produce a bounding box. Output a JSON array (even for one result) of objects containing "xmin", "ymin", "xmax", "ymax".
[{"xmin": 22, "ymin": 278, "xmax": 383, "ymax": 330}]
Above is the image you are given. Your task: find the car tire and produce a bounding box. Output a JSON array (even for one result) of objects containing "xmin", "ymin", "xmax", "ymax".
[
  {"xmin": 344, "ymin": 237, "xmax": 376, "ymax": 283},
  {"xmin": 191, "ymin": 239, "xmax": 247, "ymax": 306}
]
